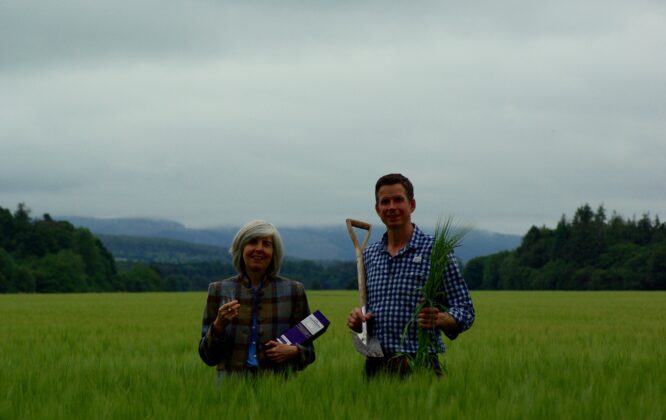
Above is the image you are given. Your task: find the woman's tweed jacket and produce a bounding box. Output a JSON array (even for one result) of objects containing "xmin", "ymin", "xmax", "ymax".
[{"xmin": 199, "ymin": 274, "xmax": 315, "ymax": 373}]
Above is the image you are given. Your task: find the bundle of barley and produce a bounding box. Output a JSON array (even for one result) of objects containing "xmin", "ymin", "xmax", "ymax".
[{"xmin": 403, "ymin": 217, "xmax": 468, "ymax": 370}]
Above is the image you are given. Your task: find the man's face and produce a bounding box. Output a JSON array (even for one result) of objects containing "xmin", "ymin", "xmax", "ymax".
[{"xmin": 375, "ymin": 183, "xmax": 415, "ymax": 229}]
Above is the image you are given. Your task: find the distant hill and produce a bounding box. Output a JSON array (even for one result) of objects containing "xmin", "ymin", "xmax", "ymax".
[
  {"xmin": 98, "ymin": 235, "xmax": 232, "ymax": 264},
  {"xmin": 63, "ymin": 216, "xmax": 521, "ymax": 262}
]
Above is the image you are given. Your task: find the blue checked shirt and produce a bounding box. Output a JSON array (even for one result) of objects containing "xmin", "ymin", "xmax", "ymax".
[{"xmin": 364, "ymin": 224, "xmax": 475, "ymax": 354}]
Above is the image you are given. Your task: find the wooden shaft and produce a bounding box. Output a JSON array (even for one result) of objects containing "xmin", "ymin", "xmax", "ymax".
[
  {"xmin": 346, "ymin": 218, "xmax": 372, "ymax": 307},
  {"xmin": 356, "ymin": 248, "xmax": 366, "ymax": 306}
]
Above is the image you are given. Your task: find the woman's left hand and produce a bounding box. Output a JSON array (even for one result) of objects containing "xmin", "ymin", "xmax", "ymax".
[{"xmin": 264, "ymin": 340, "xmax": 299, "ymax": 364}]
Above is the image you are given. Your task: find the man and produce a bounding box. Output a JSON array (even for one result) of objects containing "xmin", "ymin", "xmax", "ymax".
[{"xmin": 346, "ymin": 173, "xmax": 475, "ymax": 377}]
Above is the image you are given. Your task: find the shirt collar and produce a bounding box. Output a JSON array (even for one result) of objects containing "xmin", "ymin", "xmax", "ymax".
[
  {"xmin": 238, "ymin": 273, "xmax": 269, "ymax": 290},
  {"xmin": 380, "ymin": 223, "xmax": 423, "ymax": 256}
]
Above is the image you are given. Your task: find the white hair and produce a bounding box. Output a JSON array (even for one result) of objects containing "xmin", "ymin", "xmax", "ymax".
[{"xmin": 229, "ymin": 219, "xmax": 284, "ymax": 277}]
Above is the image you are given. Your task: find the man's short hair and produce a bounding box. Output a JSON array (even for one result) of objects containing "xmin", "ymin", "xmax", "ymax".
[{"xmin": 374, "ymin": 173, "xmax": 414, "ymax": 204}]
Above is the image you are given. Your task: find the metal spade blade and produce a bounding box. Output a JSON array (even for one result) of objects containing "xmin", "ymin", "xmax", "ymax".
[{"xmin": 351, "ymin": 309, "xmax": 384, "ymax": 357}]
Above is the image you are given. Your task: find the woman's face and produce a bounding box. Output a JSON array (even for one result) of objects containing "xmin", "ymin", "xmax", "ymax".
[{"xmin": 242, "ymin": 235, "xmax": 274, "ymax": 275}]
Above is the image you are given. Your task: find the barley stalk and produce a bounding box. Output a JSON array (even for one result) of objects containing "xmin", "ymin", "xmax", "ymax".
[{"xmin": 403, "ymin": 217, "xmax": 468, "ymax": 370}]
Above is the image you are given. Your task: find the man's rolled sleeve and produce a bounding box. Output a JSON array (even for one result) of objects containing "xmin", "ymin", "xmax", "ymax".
[{"xmin": 442, "ymin": 254, "xmax": 475, "ymax": 340}]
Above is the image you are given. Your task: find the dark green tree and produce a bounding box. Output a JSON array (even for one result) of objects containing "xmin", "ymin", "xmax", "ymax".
[
  {"xmin": 0, "ymin": 249, "xmax": 14, "ymax": 292},
  {"xmin": 73, "ymin": 229, "xmax": 116, "ymax": 291},
  {"xmin": 462, "ymin": 203, "xmax": 665, "ymax": 290},
  {"xmin": 0, "ymin": 207, "xmax": 14, "ymax": 250},
  {"xmin": 551, "ymin": 214, "xmax": 571, "ymax": 260},
  {"xmin": 117, "ymin": 264, "xmax": 163, "ymax": 291},
  {"xmin": 32, "ymin": 250, "xmax": 87, "ymax": 292},
  {"xmin": 645, "ymin": 243, "xmax": 666, "ymax": 290},
  {"xmin": 462, "ymin": 257, "xmax": 484, "ymax": 289},
  {"xmin": 516, "ymin": 226, "xmax": 549, "ymax": 269},
  {"xmin": 635, "ymin": 213, "xmax": 653, "ymax": 245},
  {"xmin": 12, "ymin": 265, "xmax": 36, "ymax": 293}
]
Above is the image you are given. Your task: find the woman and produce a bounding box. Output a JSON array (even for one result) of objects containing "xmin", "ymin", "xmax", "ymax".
[{"xmin": 199, "ymin": 220, "xmax": 315, "ymax": 377}]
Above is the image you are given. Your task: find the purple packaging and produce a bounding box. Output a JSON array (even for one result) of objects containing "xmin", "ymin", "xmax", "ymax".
[{"xmin": 276, "ymin": 310, "xmax": 330, "ymax": 345}]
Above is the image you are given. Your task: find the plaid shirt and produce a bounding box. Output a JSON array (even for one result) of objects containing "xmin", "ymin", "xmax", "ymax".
[
  {"xmin": 199, "ymin": 274, "xmax": 315, "ymax": 373},
  {"xmin": 364, "ymin": 224, "xmax": 475, "ymax": 354}
]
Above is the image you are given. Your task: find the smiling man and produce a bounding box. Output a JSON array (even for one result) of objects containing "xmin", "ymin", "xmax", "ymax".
[{"xmin": 347, "ymin": 173, "xmax": 475, "ymax": 378}]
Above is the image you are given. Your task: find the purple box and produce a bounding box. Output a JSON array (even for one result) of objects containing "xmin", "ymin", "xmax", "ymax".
[{"xmin": 276, "ymin": 310, "xmax": 330, "ymax": 345}]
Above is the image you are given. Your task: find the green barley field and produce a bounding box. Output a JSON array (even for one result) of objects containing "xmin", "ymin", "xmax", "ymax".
[{"xmin": 1, "ymin": 291, "xmax": 664, "ymax": 420}]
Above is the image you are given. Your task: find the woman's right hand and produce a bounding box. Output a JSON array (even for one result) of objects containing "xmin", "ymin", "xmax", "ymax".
[{"xmin": 213, "ymin": 300, "xmax": 240, "ymax": 334}]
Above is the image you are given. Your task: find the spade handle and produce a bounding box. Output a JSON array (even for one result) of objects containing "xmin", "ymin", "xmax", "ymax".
[{"xmin": 346, "ymin": 219, "xmax": 372, "ymax": 306}]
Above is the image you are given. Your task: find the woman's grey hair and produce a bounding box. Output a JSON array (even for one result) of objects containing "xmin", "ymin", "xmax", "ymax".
[{"xmin": 229, "ymin": 219, "xmax": 284, "ymax": 277}]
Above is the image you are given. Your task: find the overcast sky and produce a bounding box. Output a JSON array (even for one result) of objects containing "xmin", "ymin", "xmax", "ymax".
[{"xmin": 1, "ymin": 1, "xmax": 665, "ymax": 235}]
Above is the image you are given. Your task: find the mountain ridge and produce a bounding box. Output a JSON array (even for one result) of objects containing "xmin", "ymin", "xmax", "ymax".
[{"xmin": 62, "ymin": 215, "xmax": 522, "ymax": 262}]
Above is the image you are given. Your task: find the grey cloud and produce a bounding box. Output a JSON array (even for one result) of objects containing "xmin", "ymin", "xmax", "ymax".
[
  {"xmin": 4, "ymin": 1, "xmax": 661, "ymax": 69},
  {"xmin": 1, "ymin": 1, "xmax": 665, "ymax": 234}
]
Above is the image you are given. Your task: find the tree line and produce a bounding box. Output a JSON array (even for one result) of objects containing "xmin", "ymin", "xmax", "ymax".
[
  {"xmin": 462, "ymin": 204, "xmax": 666, "ymax": 290},
  {"xmin": 0, "ymin": 204, "xmax": 118, "ymax": 292},
  {"xmin": 0, "ymin": 204, "xmax": 357, "ymax": 293},
  {"xmin": 142, "ymin": 259, "xmax": 357, "ymax": 292},
  {"xmin": 4, "ymin": 203, "xmax": 664, "ymax": 292}
]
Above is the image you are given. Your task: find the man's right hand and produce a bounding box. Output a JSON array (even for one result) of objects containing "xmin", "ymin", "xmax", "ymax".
[{"xmin": 347, "ymin": 307, "xmax": 373, "ymax": 333}]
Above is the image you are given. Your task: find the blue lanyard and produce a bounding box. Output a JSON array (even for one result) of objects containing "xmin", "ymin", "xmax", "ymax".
[{"xmin": 246, "ymin": 278, "xmax": 263, "ymax": 367}]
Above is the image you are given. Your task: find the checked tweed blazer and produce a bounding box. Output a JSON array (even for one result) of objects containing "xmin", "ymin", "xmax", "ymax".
[{"xmin": 199, "ymin": 274, "xmax": 315, "ymax": 373}]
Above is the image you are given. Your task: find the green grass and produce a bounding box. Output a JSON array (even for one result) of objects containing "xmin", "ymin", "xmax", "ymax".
[{"xmin": 1, "ymin": 291, "xmax": 664, "ymax": 419}]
